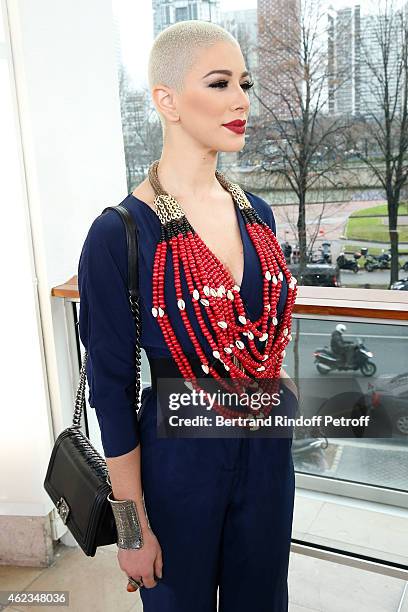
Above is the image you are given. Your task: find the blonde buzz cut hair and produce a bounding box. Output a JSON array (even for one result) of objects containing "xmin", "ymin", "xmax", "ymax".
[{"xmin": 147, "ymin": 20, "xmax": 239, "ymax": 132}]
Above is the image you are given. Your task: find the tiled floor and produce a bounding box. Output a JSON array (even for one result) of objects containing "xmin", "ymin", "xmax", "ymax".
[{"xmin": 1, "ymin": 542, "xmax": 407, "ymax": 612}]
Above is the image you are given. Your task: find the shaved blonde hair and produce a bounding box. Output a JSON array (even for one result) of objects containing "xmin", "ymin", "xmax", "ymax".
[{"xmin": 147, "ymin": 20, "xmax": 240, "ymax": 133}]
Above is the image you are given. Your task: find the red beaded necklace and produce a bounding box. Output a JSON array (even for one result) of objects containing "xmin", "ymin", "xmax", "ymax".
[{"xmin": 148, "ymin": 160, "xmax": 297, "ymax": 426}]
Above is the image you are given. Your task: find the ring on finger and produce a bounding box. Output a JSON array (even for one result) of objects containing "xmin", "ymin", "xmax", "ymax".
[{"xmin": 128, "ymin": 576, "xmax": 143, "ymax": 589}]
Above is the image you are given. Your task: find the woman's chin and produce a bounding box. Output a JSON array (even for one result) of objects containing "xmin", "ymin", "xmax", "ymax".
[{"xmin": 218, "ymin": 141, "xmax": 246, "ymax": 154}]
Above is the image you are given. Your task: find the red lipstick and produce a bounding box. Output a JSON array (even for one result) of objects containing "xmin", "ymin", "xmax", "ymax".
[{"xmin": 222, "ymin": 119, "xmax": 246, "ymax": 134}]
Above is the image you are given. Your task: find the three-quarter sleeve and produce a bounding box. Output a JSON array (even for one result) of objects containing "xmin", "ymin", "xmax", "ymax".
[{"xmin": 77, "ymin": 211, "xmax": 140, "ymax": 458}]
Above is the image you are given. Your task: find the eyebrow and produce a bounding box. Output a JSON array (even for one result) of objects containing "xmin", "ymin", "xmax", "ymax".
[{"xmin": 202, "ymin": 69, "xmax": 251, "ymax": 79}]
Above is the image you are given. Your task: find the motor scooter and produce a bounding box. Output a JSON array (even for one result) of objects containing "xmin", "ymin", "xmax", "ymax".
[
  {"xmin": 364, "ymin": 249, "xmax": 392, "ymax": 272},
  {"xmin": 314, "ymin": 337, "xmax": 377, "ymax": 376},
  {"xmin": 336, "ymin": 252, "xmax": 360, "ymax": 273}
]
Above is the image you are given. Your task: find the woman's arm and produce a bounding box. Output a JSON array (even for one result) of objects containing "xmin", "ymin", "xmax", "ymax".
[
  {"xmin": 106, "ymin": 445, "xmax": 149, "ymax": 533},
  {"xmin": 106, "ymin": 446, "xmax": 163, "ymax": 590},
  {"xmin": 77, "ymin": 210, "xmax": 162, "ymax": 589}
]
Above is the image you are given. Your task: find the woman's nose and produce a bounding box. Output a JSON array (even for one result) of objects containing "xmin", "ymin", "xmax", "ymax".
[{"xmin": 230, "ymin": 87, "xmax": 250, "ymax": 110}]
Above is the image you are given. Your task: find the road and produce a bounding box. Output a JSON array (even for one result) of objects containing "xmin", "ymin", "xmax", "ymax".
[
  {"xmin": 284, "ymin": 320, "xmax": 408, "ymax": 487},
  {"xmin": 339, "ymin": 266, "xmax": 408, "ymax": 287},
  {"xmin": 283, "ymin": 319, "xmax": 408, "ymax": 381}
]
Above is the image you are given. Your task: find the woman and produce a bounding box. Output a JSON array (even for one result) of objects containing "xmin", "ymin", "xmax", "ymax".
[{"xmin": 78, "ymin": 19, "xmax": 298, "ymax": 612}]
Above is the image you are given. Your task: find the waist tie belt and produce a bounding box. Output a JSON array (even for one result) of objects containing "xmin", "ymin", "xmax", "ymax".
[
  {"xmin": 148, "ymin": 354, "xmax": 222, "ymax": 390},
  {"xmin": 147, "ymin": 354, "xmax": 259, "ymax": 391},
  {"xmin": 148, "ymin": 353, "xmax": 249, "ymax": 386}
]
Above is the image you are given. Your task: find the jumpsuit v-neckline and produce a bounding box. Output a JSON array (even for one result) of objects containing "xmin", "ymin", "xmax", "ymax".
[{"xmin": 128, "ymin": 192, "xmax": 249, "ymax": 298}]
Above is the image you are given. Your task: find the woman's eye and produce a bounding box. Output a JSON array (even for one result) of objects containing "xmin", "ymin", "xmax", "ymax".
[{"xmin": 209, "ymin": 80, "xmax": 254, "ymax": 90}]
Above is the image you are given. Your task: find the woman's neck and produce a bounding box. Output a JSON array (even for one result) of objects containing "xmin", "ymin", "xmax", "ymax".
[{"xmin": 157, "ymin": 147, "xmax": 223, "ymax": 201}]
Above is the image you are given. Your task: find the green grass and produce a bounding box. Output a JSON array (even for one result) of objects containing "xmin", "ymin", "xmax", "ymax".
[
  {"xmin": 345, "ymin": 215, "xmax": 408, "ymax": 242},
  {"xmin": 344, "ymin": 243, "xmax": 383, "ymax": 255},
  {"xmin": 350, "ymin": 201, "xmax": 408, "ymax": 217}
]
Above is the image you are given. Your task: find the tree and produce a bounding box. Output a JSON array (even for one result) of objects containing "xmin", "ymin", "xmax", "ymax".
[
  {"xmin": 118, "ymin": 63, "xmax": 163, "ymax": 192},
  {"xmin": 351, "ymin": 0, "xmax": 408, "ymax": 285},
  {"xmin": 248, "ymin": 0, "xmax": 352, "ymax": 279}
]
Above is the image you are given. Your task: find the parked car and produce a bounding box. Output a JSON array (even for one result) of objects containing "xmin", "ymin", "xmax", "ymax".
[
  {"xmin": 368, "ymin": 373, "xmax": 408, "ymax": 437},
  {"xmin": 391, "ymin": 278, "xmax": 408, "ymax": 291},
  {"xmin": 289, "ymin": 263, "xmax": 340, "ymax": 287}
]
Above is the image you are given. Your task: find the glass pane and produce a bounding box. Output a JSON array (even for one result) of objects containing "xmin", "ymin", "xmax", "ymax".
[{"xmin": 288, "ymin": 316, "xmax": 408, "ymax": 565}]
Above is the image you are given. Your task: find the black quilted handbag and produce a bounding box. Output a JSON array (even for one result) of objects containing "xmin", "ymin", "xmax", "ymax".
[{"xmin": 44, "ymin": 204, "xmax": 142, "ymax": 557}]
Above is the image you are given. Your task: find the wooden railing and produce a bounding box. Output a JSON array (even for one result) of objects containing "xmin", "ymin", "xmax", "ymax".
[{"xmin": 52, "ymin": 276, "xmax": 408, "ymax": 321}]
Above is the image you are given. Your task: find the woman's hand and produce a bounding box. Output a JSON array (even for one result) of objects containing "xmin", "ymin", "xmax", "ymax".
[
  {"xmin": 280, "ymin": 367, "xmax": 299, "ymax": 401},
  {"xmin": 117, "ymin": 527, "xmax": 163, "ymax": 591}
]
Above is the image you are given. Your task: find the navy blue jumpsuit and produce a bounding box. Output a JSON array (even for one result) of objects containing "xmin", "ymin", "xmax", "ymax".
[{"xmin": 78, "ymin": 189, "xmax": 297, "ymax": 612}]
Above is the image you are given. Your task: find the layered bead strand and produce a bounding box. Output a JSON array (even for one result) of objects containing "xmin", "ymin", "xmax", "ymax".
[{"xmin": 149, "ymin": 160, "xmax": 297, "ymax": 423}]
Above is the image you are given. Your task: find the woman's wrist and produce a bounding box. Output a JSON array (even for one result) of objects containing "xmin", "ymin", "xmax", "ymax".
[{"xmin": 108, "ymin": 491, "xmax": 151, "ymax": 547}]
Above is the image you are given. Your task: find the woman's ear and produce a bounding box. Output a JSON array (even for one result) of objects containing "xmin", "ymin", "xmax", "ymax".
[{"xmin": 151, "ymin": 84, "xmax": 179, "ymax": 125}]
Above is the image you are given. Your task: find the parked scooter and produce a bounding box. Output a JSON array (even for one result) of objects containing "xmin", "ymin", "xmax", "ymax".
[
  {"xmin": 314, "ymin": 337, "xmax": 377, "ymax": 376},
  {"xmin": 364, "ymin": 249, "xmax": 392, "ymax": 272},
  {"xmin": 291, "ymin": 437, "xmax": 329, "ymax": 471},
  {"xmin": 336, "ymin": 252, "xmax": 360, "ymax": 273}
]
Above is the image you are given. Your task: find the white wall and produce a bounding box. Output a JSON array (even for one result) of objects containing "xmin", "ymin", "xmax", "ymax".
[{"xmin": 0, "ymin": 0, "xmax": 127, "ymax": 518}]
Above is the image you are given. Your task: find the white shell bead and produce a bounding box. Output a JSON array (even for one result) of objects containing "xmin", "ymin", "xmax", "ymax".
[
  {"xmin": 177, "ymin": 299, "xmax": 185, "ymax": 310},
  {"xmin": 223, "ymin": 363, "xmax": 230, "ymax": 371},
  {"xmin": 218, "ymin": 320, "xmax": 228, "ymax": 329},
  {"xmin": 265, "ymin": 270, "xmax": 271, "ymax": 280},
  {"xmin": 203, "ymin": 285, "xmax": 210, "ymax": 296},
  {"xmin": 260, "ymin": 333, "xmax": 268, "ymax": 341},
  {"xmin": 283, "ymin": 327, "xmax": 289, "ymax": 336},
  {"xmin": 256, "ymin": 365, "xmax": 266, "ymax": 371},
  {"xmin": 201, "ymin": 364, "xmax": 209, "ymax": 374},
  {"xmin": 278, "ymin": 271, "xmax": 283, "ymax": 281},
  {"xmin": 238, "ymin": 315, "xmax": 247, "ymax": 325},
  {"xmin": 151, "ymin": 307, "xmax": 158, "ymax": 317},
  {"xmin": 235, "ymin": 340, "xmax": 244, "ymax": 349},
  {"xmin": 233, "ymin": 284, "xmax": 240, "ymax": 292},
  {"xmin": 262, "ymin": 354, "xmax": 269, "ymax": 361},
  {"xmin": 272, "ymin": 317, "xmax": 278, "ymax": 326},
  {"xmin": 227, "ymin": 290, "xmax": 234, "ymax": 300},
  {"xmin": 217, "ymin": 286, "xmax": 225, "ymax": 297},
  {"xmin": 184, "ymin": 380, "xmax": 194, "ymax": 391},
  {"xmin": 210, "ymin": 287, "xmax": 218, "ymax": 297},
  {"xmin": 266, "ymin": 303, "xmax": 271, "ymax": 311},
  {"xmin": 247, "ymin": 331, "xmax": 254, "ymax": 340},
  {"xmin": 192, "ymin": 289, "xmax": 200, "ymax": 300},
  {"xmin": 213, "ymin": 350, "xmax": 220, "ymax": 359},
  {"xmin": 224, "ymin": 346, "xmax": 232, "ymax": 354},
  {"xmin": 200, "ymin": 298, "xmax": 209, "ymax": 306},
  {"xmin": 272, "ymin": 275, "xmax": 278, "ymax": 285},
  {"xmin": 158, "ymin": 307, "xmax": 164, "ymax": 317}
]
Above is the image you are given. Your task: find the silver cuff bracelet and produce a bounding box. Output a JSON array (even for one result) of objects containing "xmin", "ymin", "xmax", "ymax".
[{"xmin": 107, "ymin": 492, "xmax": 144, "ymax": 549}]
